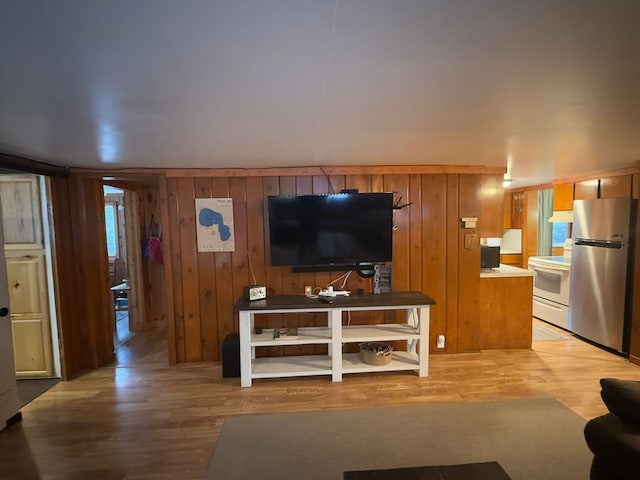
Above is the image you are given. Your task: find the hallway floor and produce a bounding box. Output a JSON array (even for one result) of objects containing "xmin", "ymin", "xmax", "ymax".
[{"xmin": 114, "ymin": 310, "xmax": 132, "ymax": 347}]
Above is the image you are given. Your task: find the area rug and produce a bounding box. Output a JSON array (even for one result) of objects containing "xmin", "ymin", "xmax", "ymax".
[
  {"xmin": 532, "ymin": 321, "xmax": 571, "ymax": 341},
  {"xmin": 205, "ymin": 398, "xmax": 592, "ymax": 480},
  {"xmin": 16, "ymin": 378, "xmax": 60, "ymax": 408}
]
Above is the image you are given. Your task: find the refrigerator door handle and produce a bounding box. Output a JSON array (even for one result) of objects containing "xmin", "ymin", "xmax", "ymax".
[{"xmin": 574, "ymin": 239, "xmax": 623, "ymax": 249}]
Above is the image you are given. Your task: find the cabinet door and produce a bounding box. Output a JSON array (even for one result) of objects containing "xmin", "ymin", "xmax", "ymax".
[
  {"xmin": 600, "ymin": 176, "xmax": 632, "ymax": 199},
  {"xmin": 0, "ymin": 176, "xmax": 42, "ymax": 250},
  {"xmin": 500, "ymin": 254, "xmax": 521, "ymax": 267},
  {"xmin": 6, "ymin": 253, "xmax": 53, "ymax": 377},
  {"xmin": 574, "ymin": 179, "xmax": 599, "ymax": 200},
  {"xmin": 479, "ymin": 174, "xmax": 504, "ymax": 238},
  {"xmin": 553, "ymin": 183, "xmax": 574, "ymax": 211},
  {"xmin": 503, "ymin": 192, "xmax": 512, "ymax": 229},
  {"xmin": 0, "ymin": 175, "xmax": 53, "ymax": 378},
  {"xmin": 511, "ymin": 192, "xmax": 524, "ymax": 229}
]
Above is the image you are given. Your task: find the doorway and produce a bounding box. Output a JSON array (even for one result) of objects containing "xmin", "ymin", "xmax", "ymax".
[
  {"xmin": 102, "ymin": 183, "xmax": 167, "ymax": 367},
  {"xmin": 104, "ymin": 185, "xmax": 134, "ymax": 347}
]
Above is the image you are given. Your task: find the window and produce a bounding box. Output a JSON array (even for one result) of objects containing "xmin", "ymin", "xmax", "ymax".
[
  {"xmin": 552, "ymin": 222, "xmax": 569, "ymax": 247},
  {"xmin": 105, "ymin": 202, "xmax": 118, "ymax": 257}
]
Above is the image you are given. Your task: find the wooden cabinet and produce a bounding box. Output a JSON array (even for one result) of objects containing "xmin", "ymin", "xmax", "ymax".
[
  {"xmin": 503, "ymin": 192, "xmax": 512, "ymax": 229},
  {"xmin": 511, "ymin": 191, "xmax": 524, "ymax": 229},
  {"xmin": 503, "ymin": 190, "xmax": 524, "ymax": 229},
  {"xmin": 500, "ymin": 254, "xmax": 522, "ymax": 267},
  {"xmin": 574, "ymin": 176, "xmax": 633, "ymax": 201},
  {"xmin": 574, "ymin": 179, "xmax": 599, "ymax": 200},
  {"xmin": 553, "ymin": 183, "xmax": 574, "ymax": 211},
  {"xmin": 5, "ymin": 253, "xmax": 52, "ymax": 376},
  {"xmin": 0, "ymin": 175, "xmax": 53, "ymax": 377},
  {"xmin": 479, "ymin": 174, "xmax": 504, "ymax": 238},
  {"xmin": 479, "ymin": 275, "xmax": 533, "ymax": 349},
  {"xmin": 600, "ymin": 175, "xmax": 632, "ymax": 198}
]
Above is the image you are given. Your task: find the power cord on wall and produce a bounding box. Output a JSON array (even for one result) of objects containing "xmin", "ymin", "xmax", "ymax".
[
  {"xmin": 327, "ymin": 270, "xmax": 352, "ymax": 290},
  {"xmin": 318, "ymin": 166, "xmax": 336, "ymax": 194}
]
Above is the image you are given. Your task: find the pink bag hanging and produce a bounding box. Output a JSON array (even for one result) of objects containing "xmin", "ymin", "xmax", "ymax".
[
  {"xmin": 146, "ymin": 216, "xmax": 163, "ymax": 264},
  {"xmin": 147, "ymin": 235, "xmax": 163, "ymax": 264}
]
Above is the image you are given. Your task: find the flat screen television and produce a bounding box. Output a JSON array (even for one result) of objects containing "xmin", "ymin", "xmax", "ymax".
[{"xmin": 267, "ymin": 192, "xmax": 394, "ymax": 267}]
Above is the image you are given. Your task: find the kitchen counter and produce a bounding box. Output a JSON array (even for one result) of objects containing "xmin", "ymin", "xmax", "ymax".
[
  {"xmin": 479, "ymin": 267, "xmax": 534, "ymax": 350},
  {"xmin": 480, "ymin": 264, "xmax": 534, "ymax": 278}
]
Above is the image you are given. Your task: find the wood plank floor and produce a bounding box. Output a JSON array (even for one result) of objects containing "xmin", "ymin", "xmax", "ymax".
[{"xmin": 1, "ymin": 319, "xmax": 639, "ymax": 480}]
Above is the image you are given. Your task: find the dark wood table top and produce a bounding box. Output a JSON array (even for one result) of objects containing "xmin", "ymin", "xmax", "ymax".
[
  {"xmin": 234, "ymin": 291, "xmax": 435, "ymax": 312},
  {"xmin": 344, "ymin": 461, "xmax": 511, "ymax": 480}
]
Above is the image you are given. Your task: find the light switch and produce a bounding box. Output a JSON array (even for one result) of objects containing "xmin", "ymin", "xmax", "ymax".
[{"xmin": 461, "ymin": 216, "xmax": 478, "ymax": 229}]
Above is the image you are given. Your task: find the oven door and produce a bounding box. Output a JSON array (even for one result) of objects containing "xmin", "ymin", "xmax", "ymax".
[{"xmin": 528, "ymin": 260, "xmax": 570, "ymax": 306}]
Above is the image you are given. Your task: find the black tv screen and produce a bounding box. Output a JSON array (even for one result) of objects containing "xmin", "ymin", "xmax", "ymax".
[{"xmin": 267, "ymin": 193, "xmax": 393, "ymax": 267}]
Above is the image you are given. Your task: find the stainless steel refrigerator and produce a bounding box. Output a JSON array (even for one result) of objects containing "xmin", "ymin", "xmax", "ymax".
[{"xmin": 568, "ymin": 198, "xmax": 636, "ymax": 353}]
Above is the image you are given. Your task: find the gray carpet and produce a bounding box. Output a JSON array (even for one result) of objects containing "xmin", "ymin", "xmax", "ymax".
[
  {"xmin": 206, "ymin": 398, "xmax": 592, "ymax": 480},
  {"xmin": 16, "ymin": 378, "xmax": 60, "ymax": 408}
]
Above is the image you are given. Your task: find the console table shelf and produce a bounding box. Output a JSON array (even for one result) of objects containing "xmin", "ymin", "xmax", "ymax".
[
  {"xmin": 235, "ymin": 292, "xmax": 434, "ymax": 387},
  {"xmin": 342, "ymin": 324, "xmax": 420, "ymax": 342},
  {"xmin": 251, "ymin": 355, "xmax": 333, "ymax": 379},
  {"xmin": 250, "ymin": 327, "xmax": 332, "ymax": 346},
  {"xmin": 342, "ymin": 351, "xmax": 419, "ymax": 373}
]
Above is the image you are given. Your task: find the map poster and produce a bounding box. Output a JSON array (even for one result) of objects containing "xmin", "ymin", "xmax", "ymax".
[{"xmin": 195, "ymin": 198, "xmax": 235, "ymax": 252}]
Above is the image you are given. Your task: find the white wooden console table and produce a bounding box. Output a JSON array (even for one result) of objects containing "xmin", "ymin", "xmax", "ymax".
[{"xmin": 234, "ymin": 291, "xmax": 435, "ymax": 387}]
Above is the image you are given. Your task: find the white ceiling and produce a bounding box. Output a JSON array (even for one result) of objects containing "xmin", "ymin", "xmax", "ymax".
[{"xmin": 2, "ymin": 1, "xmax": 640, "ymax": 187}]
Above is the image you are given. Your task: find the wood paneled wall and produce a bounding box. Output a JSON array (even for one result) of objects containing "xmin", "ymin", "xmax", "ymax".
[
  {"xmin": 161, "ymin": 172, "xmax": 494, "ymax": 364},
  {"xmin": 141, "ymin": 189, "xmax": 164, "ymax": 329},
  {"xmin": 34, "ymin": 163, "xmax": 640, "ymax": 376},
  {"xmin": 44, "ymin": 169, "xmax": 501, "ymax": 376}
]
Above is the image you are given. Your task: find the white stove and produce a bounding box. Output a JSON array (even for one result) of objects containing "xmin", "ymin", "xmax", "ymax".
[
  {"xmin": 528, "ymin": 255, "xmax": 571, "ymax": 269},
  {"xmin": 528, "ymin": 240, "xmax": 572, "ymax": 329}
]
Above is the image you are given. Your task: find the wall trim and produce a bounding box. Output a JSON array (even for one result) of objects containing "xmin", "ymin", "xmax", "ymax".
[
  {"xmin": 0, "ymin": 152, "xmax": 69, "ymax": 177},
  {"xmin": 71, "ymin": 164, "xmax": 507, "ymax": 178},
  {"xmin": 507, "ymin": 161, "xmax": 640, "ymax": 192}
]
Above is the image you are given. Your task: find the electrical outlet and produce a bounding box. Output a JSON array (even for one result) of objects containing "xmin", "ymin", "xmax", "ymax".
[{"xmin": 437, "ymin": 334, "xmax": 445, "ymax": 349}]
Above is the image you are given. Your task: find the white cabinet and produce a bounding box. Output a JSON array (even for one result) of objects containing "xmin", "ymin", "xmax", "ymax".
[{"xmin": 236, "ymin": 292, "xmax": 434, "ymax": 387}]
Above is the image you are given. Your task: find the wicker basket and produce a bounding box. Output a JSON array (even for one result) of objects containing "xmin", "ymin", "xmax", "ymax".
[{"xmin": 359, "ymin": 342, "xmax": 393, "ymax": 366}]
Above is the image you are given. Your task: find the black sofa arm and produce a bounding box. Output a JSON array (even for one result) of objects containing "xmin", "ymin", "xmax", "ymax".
[{"xmin": 584, "ymin": 413, "xmax": 640, "ymax": 480}]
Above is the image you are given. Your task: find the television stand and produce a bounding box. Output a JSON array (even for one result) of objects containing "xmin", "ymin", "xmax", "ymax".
[{"xmin": 234, "ymin": 291, "xmax": 435, "ymax": 387}]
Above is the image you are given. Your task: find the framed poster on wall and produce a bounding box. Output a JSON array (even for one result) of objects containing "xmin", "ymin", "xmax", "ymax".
[{"xmin": 195, "ymin": 198, "xmax": 235, "ymax": 252}]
